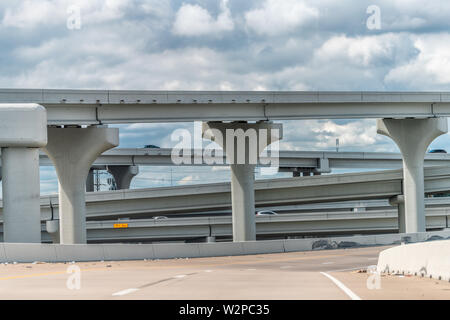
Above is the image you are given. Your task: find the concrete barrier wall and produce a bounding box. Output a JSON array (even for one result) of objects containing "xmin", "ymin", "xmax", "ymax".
[
  {"xmin": 377, "ymin": 239, "xmax": 450, "ymax": 281},
  {"xmin": 1, "ymin": 230, "xmax": 450, "ymax": 263}
]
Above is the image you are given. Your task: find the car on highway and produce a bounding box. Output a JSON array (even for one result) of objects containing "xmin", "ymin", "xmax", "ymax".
[
  {"xmin": 152, "ymin": 216, "xmax": 168, "ymax": 220},
  {"xmin": 255, "ymin": 210, "xmax": 278, "ymax": 216},
  {"xmin": 429, "ymin": 149, "xmax": 447, "ymax": 153},
  {"xmin": 144, "ymin": 144, "xmax": 160, "ymax": 149}
]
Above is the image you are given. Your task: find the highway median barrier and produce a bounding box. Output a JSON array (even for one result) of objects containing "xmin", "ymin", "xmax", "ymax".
[
  {"xmin": 377, "ymin": 238, "xmax": 450, "ymax": 281},
  {"xmin": 1, "ymin": 230, "xmax": 450, "ymax": 263}
]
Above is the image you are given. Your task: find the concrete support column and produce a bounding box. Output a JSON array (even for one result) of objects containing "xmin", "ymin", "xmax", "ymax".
[
  {"xmin": 107, "ymin": 165, "xmax": 139, "ymax": 190},
  {"xmin": 389, "ymin": 195, "xmax": 406, "ymax": 233},
  {"xmin": 0, "ymin": 104, "xmax": 47, "ymax": 244},
  {"xmin": 203, "ymin": 121, "xmax": 282, "ymax": 242},
  {"xmin": 378, "ymin": 118, "xmax": 447, "ymax": 233},
  {"xmin": 86, "ymin": 169, "xmax": 95, "ymax": 192},
  {"xmin": 231, "ymin": 164, "xmax": 256, "ymax": 241},
  {"xmin": 43, "ymin": 127, "xmax": 119, "ymax": 244},
  {"xmin": 2, "ymin": 148, "xmax": 41, "ymax": 243}
]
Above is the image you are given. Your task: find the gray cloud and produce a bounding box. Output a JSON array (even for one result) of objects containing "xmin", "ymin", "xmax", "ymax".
[{"xmin": 1, "ymin": 0, "xmax": 450, "ymax": 193}]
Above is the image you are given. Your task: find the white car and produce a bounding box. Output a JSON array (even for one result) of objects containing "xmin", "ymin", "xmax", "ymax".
[{"xmin": 255, "ymin": 210, "xmax": 278, "ymax": 216}]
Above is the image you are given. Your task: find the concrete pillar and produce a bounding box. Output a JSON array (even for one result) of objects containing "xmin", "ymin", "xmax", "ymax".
[
  {"xmin": 86, "ymin": 168, "xmax": 95, "ymax": 192},
  {"xmin": 377, "ymin": 118, "xmax": 447, "ymax": 232},
  {"xmin": 203, "ymin": 121, "xmax": 282, "ymax": 242},
  {"xmin": 43, "ymin": 127, "xmax": 119, "ymax": 244},
  {"xmin": 107, "ymin": 165, "xmax": 139, "ymax": 190},
  {"xmin": 2, "ymin": 148, "xmax": 41, "ymax": 243},
  {"xmin": 0, "ymin": 104, "xmax": 47, "ymax": 243},
  {"xmin": 231, "ymin": 164, "xmax": 256, "ymax": 241},
  {"xmin": 389, "ymin": 195, "xmax": 406, "ymax": 233}
]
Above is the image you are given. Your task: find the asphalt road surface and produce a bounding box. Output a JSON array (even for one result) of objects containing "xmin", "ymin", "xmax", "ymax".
[{"xmin": 1, "ymin": 245, "xmax": 450, "ymax": 300}]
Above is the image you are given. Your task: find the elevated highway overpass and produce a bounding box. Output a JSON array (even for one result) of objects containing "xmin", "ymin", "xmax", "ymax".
[
  {"xmin": 2, "ymin": 89, "xmax": 450, "ymax": 243},
  {"xmin": 3, "ymin": 148, "xmax": 450, "ymax": 187},
  {"xmin": 72, "ymin": 207, "xmax": 450, "ymax": 243},
  {"xmin": 1, "ymin": 166, "xmax": 449, "ymax": 242},
  {"xmin": 2, "ymin": 166, "xmax": 450, "ymax": 243},
  {"xmin": 2, "ymin": 204, "xmax": 450, "ymax": 244},
  {"xmin": 53, "ymin": 166, "xmax": 450, "ymax": 219},
  {"xmin": 39, "ymin": 148, "xmax": 450, "ymax": 169},
  {"xmin": 2, "ymin": 89, "xmax": 450, "ymax": 124}
]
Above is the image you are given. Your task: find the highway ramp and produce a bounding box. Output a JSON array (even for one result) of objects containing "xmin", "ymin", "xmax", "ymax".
[{"xmin": 1, "ymin": 245, "xmax": 450, "ymax": 300}]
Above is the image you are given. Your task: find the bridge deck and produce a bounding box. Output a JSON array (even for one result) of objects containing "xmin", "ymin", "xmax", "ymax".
[{"xmin": 2, "ymin": 89, "xmax": 450, "ymax": 124}]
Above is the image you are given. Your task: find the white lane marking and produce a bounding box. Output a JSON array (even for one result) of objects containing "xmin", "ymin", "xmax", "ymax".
[
  {"xmin": 320, "ymin": 272, "xmax": 362, "ymax": 300},
  {"xmin": 173, "ymin": 274, "xmax": 187, "ymax": 279},
  {"xmin": 246, "ymin": 268, "xmax": 256, "ymax": 271},
  {"xmin": 204, "ymin": 270, "xmax": 213, "ymax": 273},
  {"xmin": 322, "ymin": 262, "xmax": 335, "ymax": 265},
  {"xmin": 112, "ymin": 288, "xmax": 139, "ymax": 296},
  {"xmin": 327, "ymin": 266, "xmax": 368, "ymax": 273},
  {"xmin": 280, "ymin": 266, "xmax": 293, "ymax": 269},
  {"xmin": 368, "ymin": 257, "xmax": 378, "ymax": 261}
]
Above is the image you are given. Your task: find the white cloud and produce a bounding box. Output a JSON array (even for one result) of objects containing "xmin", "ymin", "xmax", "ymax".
[
  {"xmin": 385, "ymin": 33, "xmax": 450, "ymax": 88},
  {"xmin": 172, "ymin": 0, "xmax": 234, "ymax": 37},
  {"xmin": 279, "ymin": 119, "xmax": 389, "ymax": 152},
  {"xmin": 312, "ymin": 120, "xmax": 378, "ymax": 148},
  {"xmin": 2, "ymin": 0, "xmax": 62, "ymax": 28},
  {"xmin": 3, "ymin": 0, "xmax": 450, "ymax": 186},
  {"xmin": 178, "ymin": 175, "xmax": 195, "ymax": 185},
  {"xmin": 245, "ymin": 0, "xmax": 318, "ymax": 36},
  {"xmin": 1, "ymin": 0, "xmax": 139, "ymax": 29},
  {"xmin": 315, "ymin": 34, "xmax": 400, "ymax": 67}
]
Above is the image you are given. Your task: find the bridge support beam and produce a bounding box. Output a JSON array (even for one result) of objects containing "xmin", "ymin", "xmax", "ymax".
[
  {"xmin": 43, "ymin": 126, "xmax": 119, "ymax": 244},
  {"xmin": 86, "ymin": 168, "xmax": 95, "ymax": 192},
  {"xmin": 378, "ymin": 118, "xmax": 447, "ymax": 233},
  {"xmin": 203, "ymin": 121, "xmax": 282, "ymax": 242},
  {"xmin": 107, "ymin": 165, "xmax": 139, "ymax": 190},
  {"xmin": 389, "ymin": 195, "xmax": 406, "ymax": 233},
  {"xmin": 0, "ymin": 104, "xmax": 47, "ymax": 243}
]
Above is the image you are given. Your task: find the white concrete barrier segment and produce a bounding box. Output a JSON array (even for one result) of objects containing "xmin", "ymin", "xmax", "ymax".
[
  {"xmin": 377, "ymin": 239, "xmax": 450, "ymax": 281},
  {"xmin": 197, "ymin": 242, "xmax": 245, "ymax": 257},
  {"xmin": 1, "ymin": 230, "xmax": 450, "ymax": 263},
  {"xmin": 102, "ymin": 244, "xmax": 155, "ymax": 261}
]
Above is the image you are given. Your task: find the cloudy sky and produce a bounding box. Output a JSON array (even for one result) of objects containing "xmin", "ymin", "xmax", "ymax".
[{"xmin": 1, "ymin": 0, "xmax": 450, "ymax": 193}]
